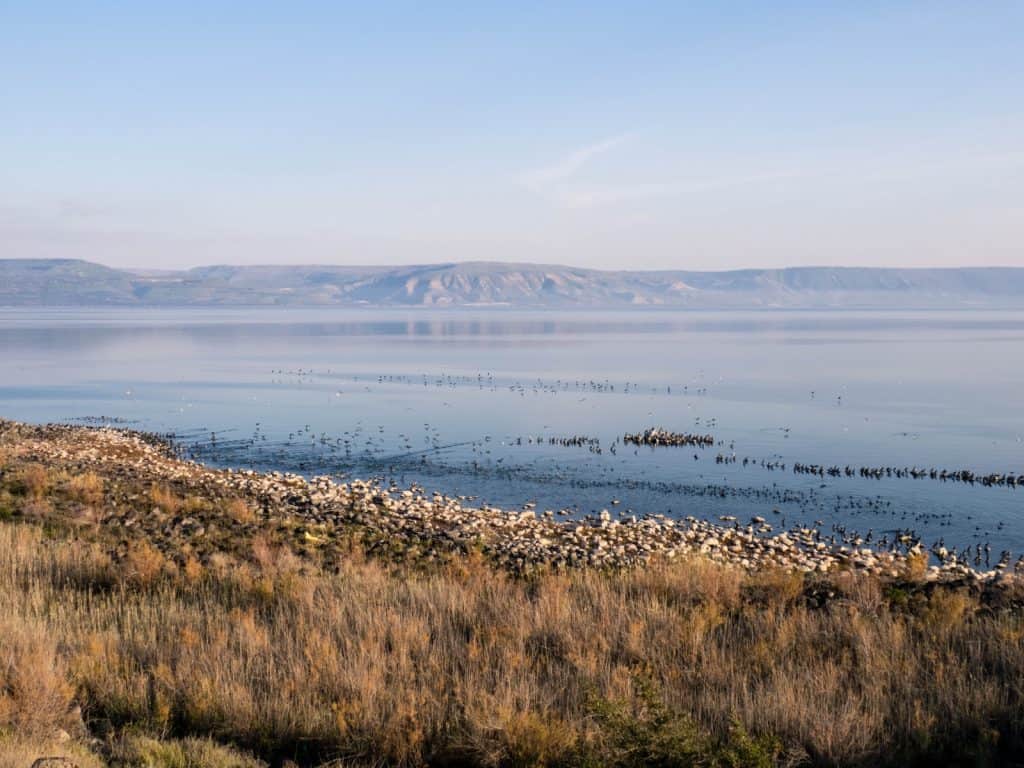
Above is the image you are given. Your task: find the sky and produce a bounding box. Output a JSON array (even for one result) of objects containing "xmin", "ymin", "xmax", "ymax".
[{"xmin": 1, "ymin": 1, "xmax": 1022, "ymax": 271}]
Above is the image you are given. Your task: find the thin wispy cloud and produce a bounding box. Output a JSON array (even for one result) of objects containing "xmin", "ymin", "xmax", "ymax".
[
  {"xmin": 518, "ymin": 134, "xmax": 649, "ymax": 209},
  {"xmin": 555, "ymin": 171, "xmax": 809, "ymax": 209},
  {"xmin": 519, "ymin": 135, "xmax": 804, "ymax": 210},
  {"xmin": 519, "ymin": 134, "xmax": 1024, "ymax": 212},
  {"xmin": 519, "ymin": 133, "xmax": 635, "ymax": 189}
]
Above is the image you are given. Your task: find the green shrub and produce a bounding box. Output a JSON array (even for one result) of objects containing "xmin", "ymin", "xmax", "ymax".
[
  {"xmin": 581, "ymin": 674, "xmax": 780, "ymax": 768},
  {"xmin": 109, "ymin": 733, "xmax": 267, "ymax": 768}
]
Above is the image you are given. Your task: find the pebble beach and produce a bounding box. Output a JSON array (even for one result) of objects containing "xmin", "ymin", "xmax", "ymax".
[{"xmin": 4, "ymin": 418, "xmax": 1019, "ymax": 587}]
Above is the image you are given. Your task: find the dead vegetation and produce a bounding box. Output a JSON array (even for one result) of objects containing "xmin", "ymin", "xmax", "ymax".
[
  {"xmin": 66, "ymin": 472, "xmax": 104, "ymax": 507},
  {"xmin": 0, "ymin": 521, "xmax": 1022, "ymax": 767},
  {"xmin": 149, "ymin": 484, "xmax": 181, "ymax": 515},
  {"xmin": 0, "ymin": 421, "xmax": 1023, "ymax": 767}
]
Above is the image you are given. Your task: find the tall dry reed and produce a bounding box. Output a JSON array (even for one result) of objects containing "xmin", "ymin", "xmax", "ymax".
[{"xmin": 0, "ymin": 523, "xmax": 1021, "ymax": 766}]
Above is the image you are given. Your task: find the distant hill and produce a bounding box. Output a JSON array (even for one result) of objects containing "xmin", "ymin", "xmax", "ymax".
[{"xmin": 2, "ymin": 259, "xmax": 1024, "ymax": 308}]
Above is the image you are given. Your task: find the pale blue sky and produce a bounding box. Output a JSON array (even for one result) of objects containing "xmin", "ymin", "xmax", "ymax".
[{"xmin": 1, "ymin": 2, "xmax": 1021, "ymax": 270}]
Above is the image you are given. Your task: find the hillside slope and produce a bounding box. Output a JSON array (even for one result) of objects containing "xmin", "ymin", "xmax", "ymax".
[{"xmin": 2, "ymin": 259, "xmax": 1024, "ymax": 307}]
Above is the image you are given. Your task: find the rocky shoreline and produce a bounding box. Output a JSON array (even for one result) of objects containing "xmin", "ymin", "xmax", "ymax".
[{"xmin": 1, "ymin": 418, "xmax": 1019, "ymax": 585}]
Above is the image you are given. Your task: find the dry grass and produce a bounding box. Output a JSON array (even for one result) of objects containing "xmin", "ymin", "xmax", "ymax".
[
  {"xmin": 0, "ymin": 421, "xmax": 1019, "ymax": 765},
  {"xmin": 67, "ymin": 471, "xmax": 104, "ymax": 506},
  {"xmin": 149, "ymin": 484, "xmax": 181, "ymax": 515},
  {"xmin": 226, "ymin": 497, "xmax": 257, "ymax": 525},
  {"xmin": 14, "ymin": 463, "xmax": 51, "ymax": 500},
  {"xmin": 0, "ymin": 618, "xmax": 74, "ymax": 737},
  {"xmin": 181, "ymin": 495, "xmax": 210, "ymax": 515},
  {"xmin": 0, "ymin": 737, "xmax": 105, "ymax": 768},
  {"xmin": 106, "ymin": 734, "xmax": 268, "ymax": 768},
  {"xmin": 0, "ymin": 732, "xmax": 259, "ymax": 768},
  {"xmin": 0, "ymin": 523, "xmax": 1021, "ymax": 767},
  {"xmin": 19, "ymin": 497, "xmax": 54, "ymax": 518},
  {"xmin": 123, "ymin": 540, "xmax": 171, "ymax": 587}
]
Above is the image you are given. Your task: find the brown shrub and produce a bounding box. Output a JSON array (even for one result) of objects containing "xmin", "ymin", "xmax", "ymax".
[
  {"xmin": 903, "ymin": 550, "xmax": 930, "ymax": 581},
  {"xmin": 70, "ymin": 503, "xmax": 102, "ymax": 527},
  {"xmin": 19, "ymin": 498, "xmax": 54, "ymax": 518},
  {"xmin": 67, "ymin": 471, "xmax": 103, "ymax": 506},
  {"xmin": 835, "ymin": 569, "xmax": 885, "ymax": 613},
  {"xmin": 16, "ymin": 464, "xmax": 50, "ymax": 500},
  {"xmin": 226, "ymin": 497, "xmax": 256, "ymax": 525},
  {"xmin": 923, "ymin": 588, "xmax": 974, "ymax": 631},
  {"xmin": 499, "ymin": 709, "xmax": 577, "ymax": 767},
  {"xmin": 743, "ymin": 566, "xmax": 805, "ymax": 607},
  {"xmin": 183, "ymin": 555, "xmax": 205, "ymax": 584},
  {"xmin": 150, "ymin": 484, "xmax": 180, "ymax": 514},
  {"xmin": 0, "ymin": 619, "xmax": 74, "ymax": 737},
  {"xmin": 124, "ymin": 540, "xmax": 168, "ymax": 587},
  {"xmin": 182, "ymin": 495, "xmax": 210, "ymax": 515}
]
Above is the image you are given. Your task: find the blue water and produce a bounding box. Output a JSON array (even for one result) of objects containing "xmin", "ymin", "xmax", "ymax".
[{"xmin": 2, "ymin": 307, "xmax": 1022, "ymax": 557}]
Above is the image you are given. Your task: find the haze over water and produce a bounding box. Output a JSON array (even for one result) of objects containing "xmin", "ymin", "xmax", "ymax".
[{"xmin": 2, "ymin": 307, "xmax": 1022, "ymax": 557}]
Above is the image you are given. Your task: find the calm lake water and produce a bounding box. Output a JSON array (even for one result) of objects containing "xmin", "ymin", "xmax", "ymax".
[{"xmin": 2, "ymin": 307, "xmax": 1022, "ymax": 558}]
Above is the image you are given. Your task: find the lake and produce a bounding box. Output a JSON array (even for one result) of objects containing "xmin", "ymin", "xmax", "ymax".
[{"xmin": 2, "ymin": 307, "xmax": 1022, "ymax": 560}]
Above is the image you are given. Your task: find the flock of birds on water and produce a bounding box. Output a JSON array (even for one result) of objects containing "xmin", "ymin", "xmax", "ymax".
[{"xmin": 81, "ymin": 365, "xmax": 1023, "ymax": 569}]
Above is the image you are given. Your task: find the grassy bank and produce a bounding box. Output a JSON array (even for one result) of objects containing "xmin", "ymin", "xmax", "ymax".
[{"xmin": 1, "ymin": 423, "xmax": 1023, "ymax": 767}]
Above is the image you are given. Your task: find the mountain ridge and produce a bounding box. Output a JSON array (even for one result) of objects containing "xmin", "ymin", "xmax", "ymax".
[{"xmin": 2, "ymin": 258, "xmax": 1023, "ymax": 308}]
